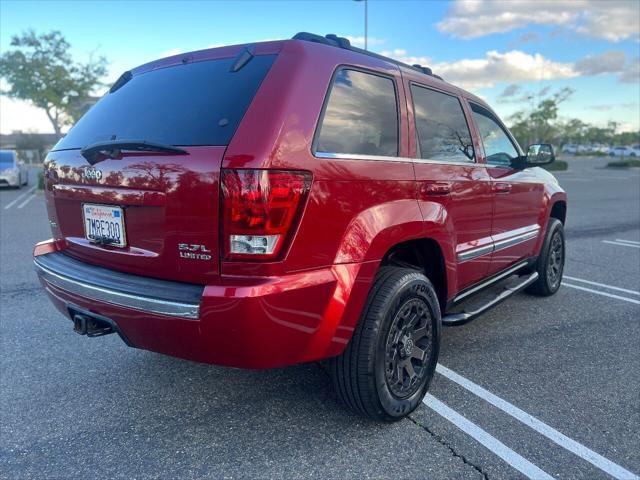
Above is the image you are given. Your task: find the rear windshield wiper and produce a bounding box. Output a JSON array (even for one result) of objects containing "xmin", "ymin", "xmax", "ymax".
[{"xmin": 81, "ymin": 139, "xmax": 188, "ymax": 164}]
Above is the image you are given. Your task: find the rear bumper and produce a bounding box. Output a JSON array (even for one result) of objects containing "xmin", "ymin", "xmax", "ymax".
[
  {"xmin": 34, "ymin": 252, "xmax": 202, "ymax": 319},
  {"xmin": 34, "ymin": 241, "xmax": 376, "ymax": 368}
]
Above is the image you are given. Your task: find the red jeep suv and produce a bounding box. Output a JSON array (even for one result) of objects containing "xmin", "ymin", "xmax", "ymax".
[{"xmin": 34, "ymin": 33, "xmax": 567, "ymax": 421}]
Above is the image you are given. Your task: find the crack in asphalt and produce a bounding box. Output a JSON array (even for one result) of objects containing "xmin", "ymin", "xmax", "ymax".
[
  {"xmin": 315, "ymin": 361, "xmax": 489, "ymax": 478},
  {"xmin": 408, "ymin": 415, "xmax": 490, "ymax": 480}
]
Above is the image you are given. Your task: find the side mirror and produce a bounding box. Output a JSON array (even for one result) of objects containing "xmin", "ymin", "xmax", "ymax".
[{"xmin": 526, "ymin": 144, "xmax": 555, "ymax": 166}]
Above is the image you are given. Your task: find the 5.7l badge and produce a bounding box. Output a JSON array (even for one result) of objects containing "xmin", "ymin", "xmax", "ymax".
[{"xmin": 178, "ymin": 243, "xmax": 212, "ymax": 261}]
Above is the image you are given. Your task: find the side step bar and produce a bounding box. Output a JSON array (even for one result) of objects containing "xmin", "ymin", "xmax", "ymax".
[{"xmin": 442, "ymin": 271, "xmax": 539, "ymax": 326}]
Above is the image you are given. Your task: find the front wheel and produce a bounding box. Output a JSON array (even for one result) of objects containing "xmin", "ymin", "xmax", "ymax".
[
  {"xmin": 329, "ymin": 267, "xmax": 441, "ymax": 421},
  {"xmin": 526, "ymin": 218, "xmax": 565, "ymax": 296}
]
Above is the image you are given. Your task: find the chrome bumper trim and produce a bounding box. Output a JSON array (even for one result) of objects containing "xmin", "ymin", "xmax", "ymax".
[{"xmin": 34, "ymin": 259, "xmax": 200, "ymax": 319}]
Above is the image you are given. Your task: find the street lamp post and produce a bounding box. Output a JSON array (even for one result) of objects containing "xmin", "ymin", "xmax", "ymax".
[{"xmin": 354, "ymin": 0, "xmax": 368, "ymax": 50}]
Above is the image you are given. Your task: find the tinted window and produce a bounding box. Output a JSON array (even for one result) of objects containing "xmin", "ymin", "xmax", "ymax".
[
  {"xmin": 54, "ymin": 55, "xmax": 276, "ymax": 150},
  {"xmin": 0, "ymin": 150, "xmax": 16, "ymax": 168},
  {"xmin": 471, "ymin": 104, "xmax": 519, "ymax": 167},
  {"xmin": 315, "ymin": 69, "xmax": 398, "ymax": 157},
  {"xmin": 411, "ymin": 85, "xmax": 474, "ymax": 163}
]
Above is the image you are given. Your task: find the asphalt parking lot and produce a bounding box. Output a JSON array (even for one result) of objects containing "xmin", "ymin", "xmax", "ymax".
[{"xmin": 1, "ymin": 158, "xmax": 638, "ymax": 479}]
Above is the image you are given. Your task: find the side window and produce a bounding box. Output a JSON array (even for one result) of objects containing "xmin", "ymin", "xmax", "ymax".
[
  {"xmin": 471, "ymin": 104, "xmax": 519, "ymax": 167},
  {"xmin": 411, "ymin": 85, "xmax": 474, "ymax": 163},
  {"xmin": 315, "ymin": 69, "xmax": 398, "ymax": 157}
]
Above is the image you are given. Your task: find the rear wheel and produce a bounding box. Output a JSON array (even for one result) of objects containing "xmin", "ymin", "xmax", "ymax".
[
  {"xmin": 526, "ymin": 218, "xmax": 565, "ymax": 296},
  {"xmin": 329, "ymin": 267, "xmax": 441, "ymax": 421}
]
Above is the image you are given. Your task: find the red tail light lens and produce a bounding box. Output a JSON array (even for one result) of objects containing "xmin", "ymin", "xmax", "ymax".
[{"xmin": 221, "ymin": 169, "xmax": 311, "ymax": 260}]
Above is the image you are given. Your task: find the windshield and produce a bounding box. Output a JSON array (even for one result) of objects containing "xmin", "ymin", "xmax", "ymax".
[
  {"xmin": 0, "ymin": 151, "xmax": 16, "ymax": 168},
  {"xmin": 54, "ymin": 54, "xmax": 276, "ymax": 150}
]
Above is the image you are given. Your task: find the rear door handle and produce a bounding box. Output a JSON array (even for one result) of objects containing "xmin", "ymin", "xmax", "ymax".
[
  {"xmin": 421, "ymin": 181, "xmax": 452, "ymax": 196},
  {"xmin": 493, "ymin": 182, "xmax": 512, "ymax": 194}
]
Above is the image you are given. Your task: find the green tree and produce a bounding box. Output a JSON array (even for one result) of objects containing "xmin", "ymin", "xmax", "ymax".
[
  {"xmin": 558, "ymin": 118, "xmax": 587, "ymax": 144},
  {"xmin": 508, "ymin": 87, "xmax": 574, "ymax": 147},
  {"xmin": 0, "ymin": 30, "xmax": 107, "ymax": 137}
]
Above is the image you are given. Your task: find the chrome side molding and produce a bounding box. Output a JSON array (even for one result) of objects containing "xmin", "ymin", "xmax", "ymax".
[{"xmin": 457, "ymin": 226, "xmax": 540, "ymax": 263}]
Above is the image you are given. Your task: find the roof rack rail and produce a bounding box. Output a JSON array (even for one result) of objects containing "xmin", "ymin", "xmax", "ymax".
[{"xmin": 291, "ymin": 32, "xmax": 444, "ymax": 81}]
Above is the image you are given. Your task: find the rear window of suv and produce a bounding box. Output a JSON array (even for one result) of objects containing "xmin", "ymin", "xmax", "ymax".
[{"xmin": 54, "ymin": 55, "xmax": 277, "ymax": 150}]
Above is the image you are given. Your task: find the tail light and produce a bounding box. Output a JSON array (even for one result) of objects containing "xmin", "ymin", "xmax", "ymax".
[{"xmin": 221, "ymin": 169, "xmax": 311, "ymax": 260}]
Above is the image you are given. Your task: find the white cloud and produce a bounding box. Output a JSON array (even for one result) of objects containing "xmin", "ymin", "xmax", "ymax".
[
  {"xmin": 498, "ymin": 84, "xmax": 523, "ymax": 99},
  {"xmin": 432, "ymin": 50, "xmax": 577, "ymax": 90},
  {"xmin": 619, "ymin": 57, "xmax": 640, "ymax": 83},
  {"xmin": 379, "ymin": 48, "xmax": 578, "ymax": 90},
  {"xmin": 575, "ymin": 51, "xmax": 626, "ymax": 75},
  {"xmin": 381, "ymin": 47, "xmax": 638, "ymax": 90},
  {"xmin": 437, "ymin": 0, "xmax": 640, "ymax": 42},
  {"xmin": 345, "ymin": 36, "xmax": 386, "ymax": 48},
  {"xmin": 379, "ymin": 48, "xmax": 432, "ymax": 67}
]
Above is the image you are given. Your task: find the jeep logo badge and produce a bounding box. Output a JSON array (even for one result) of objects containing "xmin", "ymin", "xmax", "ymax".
[{"xmin": 82, "ymin": 167, "xmax": 102, "ymax": 180}]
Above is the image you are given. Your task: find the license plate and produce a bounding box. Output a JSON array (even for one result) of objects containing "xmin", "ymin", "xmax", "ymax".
[{"xmin": 82, "ymin": 203, "xmax": 126, "ymax": 248}]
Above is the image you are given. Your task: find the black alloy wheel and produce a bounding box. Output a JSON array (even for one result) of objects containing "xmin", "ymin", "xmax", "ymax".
[{"xmin": 384, "ymin": 298, "xmax": 433, "ymax": 399}]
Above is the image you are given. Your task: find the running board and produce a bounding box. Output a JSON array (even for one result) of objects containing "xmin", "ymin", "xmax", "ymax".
[{"xmin": 442, "ymin": 271, "xmax": 539, "ymax": 326}]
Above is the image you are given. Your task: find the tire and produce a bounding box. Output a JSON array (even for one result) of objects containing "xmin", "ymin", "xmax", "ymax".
[
  {"xmin": 526, "ymin": 218, "xmax": 565, "ymax": 296},
  {"xmin": 329, "ymin": 267, "xmax": 441, "ymax": 421}
]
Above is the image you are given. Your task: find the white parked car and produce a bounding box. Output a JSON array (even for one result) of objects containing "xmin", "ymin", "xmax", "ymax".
[
  {"xmin": 562, "ymin": 144, "xmax": 578, "ymax": 154},
  {"xmin": 609, "ymin": 146, "xmax": 640, "ymax": 157},
  {"xmin": 0, "ymin": 150, "xmax": 28, "ymax": 188},
  {"xmin": 594, "ymin": 144, "xmax": 610, "ymax": 154}
]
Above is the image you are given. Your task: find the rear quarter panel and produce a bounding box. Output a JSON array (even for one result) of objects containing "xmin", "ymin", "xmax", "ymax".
[{"xmin": 222, "ymin": 41, "xmax": 428, "ymax": 275}]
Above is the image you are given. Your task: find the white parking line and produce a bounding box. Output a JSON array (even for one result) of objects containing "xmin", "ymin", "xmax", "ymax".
[
  {"xmin": 562, "ymin": 283, "xmax": 640, "ymax": 305},
  {"xmin": 615, "ymin": 239, "xmax": 640, "ymax": 246},
  {"xmin": 436, "ymin": 365, "xmax": 640, "ymax": 480},
  {"xmin": 16, "ymin": 192, "xmax": 37, "ymax": 209},
  {"xmin": 3, "ymin": 186, "xmax": 36, "ymax": 210},
  {"xmin": 563, "ymin": 275, "xmax": 640, "ymax": 296},
  {"xmin": 603, "ymin": 240, "xmax": 640, "ymax": 249},
  {"xmin": 424, "ymin": 395, "xmax": 554, "ymax": 480}
]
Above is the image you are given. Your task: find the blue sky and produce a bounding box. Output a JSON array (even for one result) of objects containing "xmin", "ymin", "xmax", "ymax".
[{"xmin": 1, "ymin": 0, "xmax": 639, "ymax": 134}]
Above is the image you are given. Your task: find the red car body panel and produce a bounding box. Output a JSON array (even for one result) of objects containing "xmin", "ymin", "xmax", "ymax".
[
  {"xmin": 35, "ymin": 38, "xmax": 567, "ymax": 369},
  {"xmin": 43, "ymin": 146, "xmax": 224, "ymax": 284}
]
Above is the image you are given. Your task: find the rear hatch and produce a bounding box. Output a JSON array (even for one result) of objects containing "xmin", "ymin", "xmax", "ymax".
[{"xmin": 44, "ymin": 50, "xmax": 277, "ymax": 284}]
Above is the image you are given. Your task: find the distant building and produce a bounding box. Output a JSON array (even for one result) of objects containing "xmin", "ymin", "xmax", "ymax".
[
  {"xmin": 0, "ymin": 132, "xmax": 61, "ymax": 163},
  {"xmin": 0, "ymin": 131, "xmax": 59, "ymax": 149}
]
